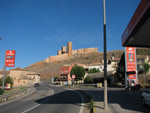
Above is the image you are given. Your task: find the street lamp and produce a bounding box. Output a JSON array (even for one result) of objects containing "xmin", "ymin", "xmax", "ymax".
[{"xmin": 103, "ymin": 0, "xmax": 108, "ymax": 110}]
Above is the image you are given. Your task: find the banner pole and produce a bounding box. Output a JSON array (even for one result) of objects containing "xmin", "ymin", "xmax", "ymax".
[{"xmin": 2, "ymin": 51, "xmax": 6, "ymax": 90}]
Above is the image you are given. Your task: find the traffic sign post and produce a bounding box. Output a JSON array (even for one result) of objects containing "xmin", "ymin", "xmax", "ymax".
[
  {"xmin": 2, "ymin": 50, "xmax": 16, "ymax": 90},
  {"xmin": 71, "ymin": 75, "xmax": 76, "ymax": 89}
]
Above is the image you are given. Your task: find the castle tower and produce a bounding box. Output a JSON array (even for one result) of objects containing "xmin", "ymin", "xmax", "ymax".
[
  {"xmin": 67, "ymin": 42, "xmax": 72, "ymax": 57},
  {"xmin": 61, "ymin": 46, "xmax": 66, "ymax": 54},
  {"xmin": 57, "ymin": 50, "xmax": 62, "ymax": 55}
]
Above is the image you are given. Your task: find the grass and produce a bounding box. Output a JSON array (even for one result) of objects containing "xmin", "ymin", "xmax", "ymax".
[{"xmin": 3, "ymin": 86, "xmax": 27, "ymax": 95}]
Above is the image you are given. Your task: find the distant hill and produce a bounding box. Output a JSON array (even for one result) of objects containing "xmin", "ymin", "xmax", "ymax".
[
  {"xmin": 24, "ymin": 50, "xmax": 124, "ymax": 79},
  {"xmin": 24, "ymin": 48, "xmax": 150, "ymax": 79}
]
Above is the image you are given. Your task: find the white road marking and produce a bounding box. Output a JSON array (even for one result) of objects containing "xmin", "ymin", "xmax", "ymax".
[
  {"xmin": 75, "ymin": 91, "xmax": 84, "ymax": 113},
  {"xmin": 66, "ymin": 88, "xmax": 84, "ymax": 113},
  {"xmin": 22, "ymin": 85, "xmax": 54, "ymax": 113}
]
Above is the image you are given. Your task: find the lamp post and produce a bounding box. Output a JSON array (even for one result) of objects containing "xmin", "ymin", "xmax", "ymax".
[{"xmin": 103, "ymin": 0, "xmax": 107, "ymax": 110}]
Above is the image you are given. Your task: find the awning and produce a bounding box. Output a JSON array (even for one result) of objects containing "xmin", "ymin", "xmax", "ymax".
[{"xmin": 122, "ymin": 0, "xmax": 150, "ymax": 47}]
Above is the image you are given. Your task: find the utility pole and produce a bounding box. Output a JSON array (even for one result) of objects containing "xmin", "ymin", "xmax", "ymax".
[{"xmin": 103, "ymin": 0, "xmax": 107, "ymax": 110}]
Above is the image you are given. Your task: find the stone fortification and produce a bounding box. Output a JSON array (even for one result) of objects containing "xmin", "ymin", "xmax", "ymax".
[{"xmin": 44, "ymin": 42, "xmax": 98, "ymax": 63}]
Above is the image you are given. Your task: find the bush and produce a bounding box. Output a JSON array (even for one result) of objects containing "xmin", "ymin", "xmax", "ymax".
[
  {"xmin": 0, "ymin": 88, "xmax": 4, "ymax": 95},
  {"xmin": 84, "ymin": 76, "xmax": 93, "ymax": 84},
  {"xmin": 5, "ymin": 76, "xmax": 13, "ymax": 89},
  {"xmin": 88, "ymin": 68, "xmax": 100, "ymax": 74}
]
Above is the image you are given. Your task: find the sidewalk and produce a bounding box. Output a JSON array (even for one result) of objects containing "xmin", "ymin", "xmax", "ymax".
[{"xmin": 83, "ymin": 90, "xmax": 112, "ymax": 113}]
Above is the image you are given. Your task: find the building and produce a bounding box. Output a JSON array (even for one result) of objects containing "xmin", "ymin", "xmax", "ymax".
[
  {"xmin": 9, "ymin": 67, "xmax": 40, "ymax": 87},
  {"xmin": 110, "ymin": 57, "xmax": 121, "ymax": 72},
  {"xmin": 89, "ymin": 62, "xmax": 112, "ymax": 72},
  {"xmin": 60, "ymin": 65, "xmax": 73, "ymax": 85}
]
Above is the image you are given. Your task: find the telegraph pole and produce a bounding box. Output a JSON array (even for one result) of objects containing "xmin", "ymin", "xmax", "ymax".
[{"xmin": 103, "ymin": 0, "xmax": 107, "ymax": 110}]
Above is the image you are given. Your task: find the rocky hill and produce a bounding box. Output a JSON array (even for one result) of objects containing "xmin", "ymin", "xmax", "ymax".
[{"xmin": 24, "ymin": 50, "xmax": 124, "ymax": 79}]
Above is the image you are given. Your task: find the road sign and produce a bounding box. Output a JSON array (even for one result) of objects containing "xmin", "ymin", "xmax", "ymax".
[
  {"xmin": 71, "ymin": 75, "xmax": 76, "ymax": 79},
  {"xmin": 5, "ymin": 50, "xmax": 16, "ymax": 67}
]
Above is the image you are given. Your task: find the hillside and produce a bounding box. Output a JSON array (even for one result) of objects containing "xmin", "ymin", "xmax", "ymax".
[{"xmin": 24, "ymin": 50, "xmax": 124, "ymax": 79}]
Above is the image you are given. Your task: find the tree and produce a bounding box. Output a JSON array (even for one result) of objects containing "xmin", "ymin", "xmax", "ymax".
[
  {"xmin": 114, "ymin": 53, "xmax": 125, "ymax": 84},
  {"xmin": 5, "ymin": 76, "xmax": 13, "ymax": 89},
  {"xmin": 0, "ymin": 78, "xmax": 2, "ymax": 86},
  {"xmin": 70, "ymin": 65, "xmax": 85, "ymax": 81},
  {"xmin": 84, "ymin": 76, "xmax": 93, "ymax": 84},
  {"xmin": 143, "ymin": 62, "xmax": 150, "ymax": 84},
  {"xmin": 88, "ymin": 68, "xmax": 100, "ymax": 74},
  {"xmin": 144, "ymin": 63, "xmax": 150, "ymax": 74}
]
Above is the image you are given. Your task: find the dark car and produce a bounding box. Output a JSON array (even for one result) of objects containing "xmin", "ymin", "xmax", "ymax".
[{"xmin": 34, "ymin": 83, "xmax": 40, "ymax": 87}]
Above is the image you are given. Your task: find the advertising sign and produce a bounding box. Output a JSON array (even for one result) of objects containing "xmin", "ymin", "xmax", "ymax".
[
  {"xmin": 5, "ymin": 50, "xmax": 16, "ymax": 67},
  {"xmin": 125, "ymin": 47, "xmax": 137, "ymax": 86}
]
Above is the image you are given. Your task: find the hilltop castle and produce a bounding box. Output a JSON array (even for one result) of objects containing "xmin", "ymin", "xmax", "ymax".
[{"xmin": 44, "ymin": 42, "xmax": 98, "ymax": 63}]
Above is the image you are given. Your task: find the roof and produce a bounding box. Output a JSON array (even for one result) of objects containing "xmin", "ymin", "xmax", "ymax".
[
  {"xmin": 10, "ymin": 67, "xmax": 26, "ymax": 71},
  {"xmin": 0, "ymin": 71, "xmax": 10, "ymax": 75},
  {"xmin": 87, "ymin": 71, "xmax": 113, "ymax": 79},
  {"xmin": 122, "ymin": 0, "xmax": 150, "ymax": 47},
  {"xmin": 89, "ymin": 63, "xmax": 104, "ymax": 66}
]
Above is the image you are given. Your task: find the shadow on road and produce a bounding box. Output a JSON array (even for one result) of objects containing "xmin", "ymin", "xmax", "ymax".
[
  {"xmin": 35, "ymin": 89, "xmax": 89, "ymax": 108},
  {"xmin": 34, "ymin": 86, "xmax": 150, "ymax": 113}
]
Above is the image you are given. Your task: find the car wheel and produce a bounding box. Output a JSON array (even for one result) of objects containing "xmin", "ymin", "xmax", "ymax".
[{"xmin": 141, "ymin": 97, "xmax": 146, "ymax": 107}]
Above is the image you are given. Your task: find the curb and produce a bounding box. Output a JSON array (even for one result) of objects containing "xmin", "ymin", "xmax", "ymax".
[{"xmin": 0, "ymin": 86, "xmax": 35, "ymax": 106}]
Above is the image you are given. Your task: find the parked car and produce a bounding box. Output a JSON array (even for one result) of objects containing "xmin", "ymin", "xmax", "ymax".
[
  {"xmin": 34, "ymin": 83, "xmax": 40, "ymax": 87},
  {"xmin": 141, "ymin": 90, "xmax": 150, "ymax": 106}
]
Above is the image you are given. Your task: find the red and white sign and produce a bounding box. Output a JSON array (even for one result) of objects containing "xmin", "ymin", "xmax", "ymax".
[
  {"xmin": 71, "ymin": 75, "xmax": 76, "ymax": 79},
  {"xmin": 125, "ymin": 47, "xmax": 137, "ymax": 85},
  {"xmin": 5, "ymin": 50, "xmax": 16, "ymax": 67}
]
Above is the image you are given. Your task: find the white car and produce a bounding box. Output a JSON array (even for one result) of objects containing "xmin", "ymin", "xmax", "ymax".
[{"xmin": 141, "ymin": 90, "xmax": 150, "ymax": 106}]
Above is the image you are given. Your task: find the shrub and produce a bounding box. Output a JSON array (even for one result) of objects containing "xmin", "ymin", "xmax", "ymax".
[
  {"xmin": 5, "ymin": 76, "xmax": 13, "ymax": 89},
  {"xmin": 84, "ymin": 76, "xmax": 93, "ymax": 84},
  {"xmin": 88, "ymin": 68, "xmax": 100, "ymax": 74},
  {"xmin": 0, "ymin": 88, "xmax": 4, "ymax": 95}
]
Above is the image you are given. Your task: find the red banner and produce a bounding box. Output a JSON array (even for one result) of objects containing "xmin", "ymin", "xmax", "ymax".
[
  {"xmin": 5, "ymin": 50, "xmax": 16, "ymax": 67},
  {"xmin": 125, "ymin": 47, "xmax": 137, "ymax": 85}
]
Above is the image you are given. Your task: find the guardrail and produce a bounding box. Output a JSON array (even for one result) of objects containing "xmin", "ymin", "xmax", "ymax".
[{"xmin": 0, "ymin": 89, "xmax": 28, "ymax": 103}]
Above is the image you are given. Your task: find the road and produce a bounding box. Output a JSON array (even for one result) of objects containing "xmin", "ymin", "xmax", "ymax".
[
  {"xmin": 0, "ymin": 82, "xmax": 84, "ymax": 113},
  {"xmin": 80, "ymin": 87, "xmax": 150, "ymax": 113}
]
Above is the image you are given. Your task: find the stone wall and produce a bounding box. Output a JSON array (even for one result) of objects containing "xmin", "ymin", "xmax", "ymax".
[
  {"xmin": 45, "ymin": 53, "xmax": 68, "ymax": 63},
  {"xmin": 44, "ymin": 42, "xmax": 98, "ymax": 63}
]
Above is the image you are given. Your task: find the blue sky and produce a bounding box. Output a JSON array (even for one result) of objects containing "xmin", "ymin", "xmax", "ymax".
[{"xmin": 0, "ymin": 0, "xmax": 141, "ymax": 70}]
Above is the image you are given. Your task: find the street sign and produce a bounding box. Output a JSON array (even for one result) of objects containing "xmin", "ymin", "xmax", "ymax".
[
  {"xmin": 5, "ymin": 50, "xmax": 16, "ymax": 67},
  {"xmin": 71, "ymin": 74, "xmax": 76, "ymax": 79}
]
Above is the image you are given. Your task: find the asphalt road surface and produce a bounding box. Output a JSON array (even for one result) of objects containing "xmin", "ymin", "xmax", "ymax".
[
  {"xmin": 80, "ymin": 87, "xmax": 150, "ymax": 113},
  {"xmin": 0, "ymin": 82, "xmax": 83, "ymax": 113}
]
